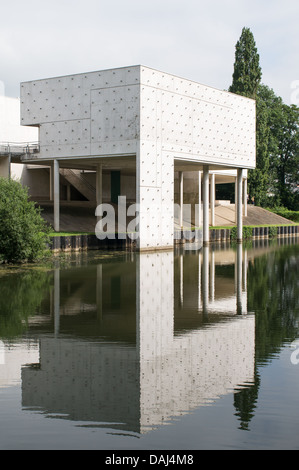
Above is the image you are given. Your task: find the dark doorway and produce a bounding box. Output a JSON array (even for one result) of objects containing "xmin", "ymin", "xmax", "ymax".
[{"xmin": 111, "ymin": 171, "xmax": 121, "ymax": 204}]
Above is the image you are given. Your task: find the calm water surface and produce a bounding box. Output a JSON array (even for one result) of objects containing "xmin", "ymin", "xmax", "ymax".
[{"xmin": 0, "ymin": 238, "xmax": 299, "ymax": 450}]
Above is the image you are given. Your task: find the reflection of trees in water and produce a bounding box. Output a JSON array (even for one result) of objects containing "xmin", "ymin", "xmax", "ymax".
[
  {"xmin": 0, "ymin": 269, "xmax": 52, "ymax": 338},
  {"xmin": 248, "ymin": 244, "xmax": 299, "ymax": 362},
  {"xmin": 234, "ymin": 369, "xmax": 261, "ymax": 431},
  {"xmin": 234, "ymin": 243, "xmax": 299, "ymax": 431}
]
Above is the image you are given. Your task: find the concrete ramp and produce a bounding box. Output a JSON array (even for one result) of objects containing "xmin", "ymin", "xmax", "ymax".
[{"xmin": 215, "ymin": 204, "xmax": 294, "ymax": 227}]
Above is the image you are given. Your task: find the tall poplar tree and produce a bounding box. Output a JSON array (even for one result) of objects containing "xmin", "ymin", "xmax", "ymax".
[
  {"xmin": 229, "ymin": 27, "xmax": 262, "ymax": 99},
  {"xmin": 229, "ymin": 27, "xmax": 267, "ymax": 205}
]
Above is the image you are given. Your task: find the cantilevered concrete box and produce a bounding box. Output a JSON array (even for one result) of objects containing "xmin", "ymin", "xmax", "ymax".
[{"xmin": 21, "ymin": 65, "xmax": 256, "ymax": 249}]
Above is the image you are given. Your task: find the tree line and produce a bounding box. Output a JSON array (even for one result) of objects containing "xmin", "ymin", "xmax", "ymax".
[{"xmin": 229, "ymin": 27, "xmax": 299, "ymax": 211}]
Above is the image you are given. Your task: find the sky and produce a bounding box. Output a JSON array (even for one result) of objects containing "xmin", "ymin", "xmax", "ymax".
[{"xmin": 1, "ymin": 0, "xmax": 299, "ymax": 105}]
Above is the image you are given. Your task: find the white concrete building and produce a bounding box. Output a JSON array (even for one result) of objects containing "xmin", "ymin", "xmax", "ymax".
[
  {"xmin": 9, "ymin": 65, "xmax": 255, "ymax": 249},
  {"xmin": 0, "ymin": 95, "xmax": 38, "ymax": 180}
]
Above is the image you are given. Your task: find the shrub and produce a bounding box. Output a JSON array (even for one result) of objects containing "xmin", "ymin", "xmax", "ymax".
[
  {"xmin": 268, "ymin": 226, "xmax": 278, "ymax": 238},
  {"xmin": 267, "ymin": 206, "xmax": 299, "ymax": 223},
  {"xmin": 0, "ymin": 178, "xmax": 50, "ymax": 263},
  {"xmin": 230, "ymin": 226, "xmax": 253, "ymax": 240}
]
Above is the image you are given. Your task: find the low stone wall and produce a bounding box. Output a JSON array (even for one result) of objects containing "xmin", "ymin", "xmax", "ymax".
[
  {"xmin": 209, "ymin": 225, "xmax": 299, "ymax": 242},
  {"xmin": 49, "ymin": 234, "xmax": 137, "ymax": 252},
  {"xmin": 49, "ymin": 225, "xmax": 299, "ymax": 252}
]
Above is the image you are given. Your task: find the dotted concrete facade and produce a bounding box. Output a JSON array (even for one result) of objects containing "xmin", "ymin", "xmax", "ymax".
[{"xmin": 21, "ymin": 65, "xmax": 256, "ymax": 249}]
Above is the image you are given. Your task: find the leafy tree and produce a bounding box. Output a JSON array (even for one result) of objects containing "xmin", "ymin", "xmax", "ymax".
[
  {"xmin": 273, "ymin": 103, "xmax": 299, "ymax": 209},
  {"xmin": 0, "ymin": 177, "xmax": 50, "ymax": 263},
  {"xmin": 229, "ymin": 27, "xmax": 262, "ymax": 99},
  {"xmin": 256, "ymin": 85, "xmax": 299, "ymax": 209},
  {"xmin": 229, "ymin": 28, "xmax": 268, "ymax": 206},
  {"xmin": 248, "ymin": 94, "xmax": 270, "ymax": 206},
  {"xmin": 229, "ymin": 28, "xmax": 299, "ymax": 209}
]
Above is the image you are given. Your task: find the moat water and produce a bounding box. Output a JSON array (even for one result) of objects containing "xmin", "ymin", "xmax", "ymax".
[{"xmin": 0, "ymin": 238, "xmax": 299, "ymax": 450}]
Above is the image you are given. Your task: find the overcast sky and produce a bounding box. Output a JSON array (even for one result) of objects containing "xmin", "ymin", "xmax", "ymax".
[{"xmin": 1, "ymin": 0, "xmax": 299, "ymax": 104}]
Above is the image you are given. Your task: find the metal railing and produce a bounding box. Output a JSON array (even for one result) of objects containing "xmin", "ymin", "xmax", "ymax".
[{"xmin": 0, "ymin": 142, "xmax": 40, "ymax": 157}]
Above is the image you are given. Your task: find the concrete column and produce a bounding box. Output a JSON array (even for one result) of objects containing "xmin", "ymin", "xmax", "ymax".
[
  {"xmin": 210, "ymin": 173, "xmax": 215, "ymax": 226},
  {"xmin": 66, "ymin": 184, "xmax": 71, "ymax": 202},
  {"xmin": 203, "ymin": 166, "xmax": 209, "ymax": 245},
  {"xmin": 243, "ymin": 178, "xmax": 248, "ymax": 217},
  {"xmin": 8, "ymin": 153, "xmax": 11, "ymax": 180},
  {"xmin": 237, "ymin": 168, "xmax": 243, "ymax": 243},
  {"xmin": 179, "ymin": 171, "xmax": 183, "ymax": 229},
  {"xmin": 0, "ymin": 156, "xmax": 10, "ymax": 178},
  {"xmin": 96, "ymin": 163, "xmax": 103, "ymax": 208},
  {"xmin": 49, "ymin": 163, "xmax": 53, "ymax": 201},
  {"xmin": 136, "ymin": 145, "xmax": 174, "ymax": 250},
  {"xmin": 53, "ymin": 159, "xmax": 60, "ymax": 232}
]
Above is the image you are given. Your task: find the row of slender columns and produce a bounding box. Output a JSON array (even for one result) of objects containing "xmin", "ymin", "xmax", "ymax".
[
  {"xmin": 52, "ymin": 158, "xmax": 244, "ymax": 246},
  {"xmin": 179, "ymin": 166, "xmax": 245, "ymax": 245}
]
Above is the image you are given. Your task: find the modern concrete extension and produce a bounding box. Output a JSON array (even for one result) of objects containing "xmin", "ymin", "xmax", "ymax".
[{"xmin": 17, "ymin": 66, "xmax": 255, "ymax": 250}]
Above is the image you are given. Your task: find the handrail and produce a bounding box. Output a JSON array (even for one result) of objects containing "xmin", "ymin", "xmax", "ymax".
[{"xmin": 0, "ymin": 141, "xmax": 40, "ymax": 156}]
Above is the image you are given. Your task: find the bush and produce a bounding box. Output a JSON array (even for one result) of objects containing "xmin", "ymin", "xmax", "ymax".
[
  {"xmin": 267, "ymin": 206, "xmax": 299, "ymax": 223},
  {"xmin": 230, "ymin": 226, "xmax": 253, "ymax": 240},
  {"xmin": 0, "ymin": 178, "xmax": 50, "ymax": 263}
]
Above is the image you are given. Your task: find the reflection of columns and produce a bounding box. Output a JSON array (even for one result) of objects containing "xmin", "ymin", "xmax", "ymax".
[
  {"xmin": 209, "ymin": 248, "xmax": 215, "ymax": 302},
  {"xmin": 202, "ymin": 245, "xmax": 209, "ymax": 314},
  {"xmin": 180, "ymin": 254, "xmax": 183, "ymax": 305},
  {"xmin": 243, "ymin": 248, "xmax": 247, "ymax": 292},
  {"xmin": 54, "ymin": 268, "xmax": 60, "ymax": 336},
  {"xmin": 237, "ymin": 169, "xmax": 243, "ymax": 243},
  {"xmin": 197, "ymin": 171, "xmax": 202, "ymax": 227},
  {"xmin": 96, "ymin": 264, "xmax": 103, "ymax": 319},
  {"xmin": 210, "ymin": 173, "xmax": 215, "ymax": 226},
  {"xmin": 179, "ymin": 171, "xmax": 183, "ymax": 229},
  {"xmin": 198, "ymin": 252, "xmax": 201, "ymax": 310},
  {"xmin": 203, "ymin": 166, "xmax": 209, "ymax": 245},
  {"xmin": 53, "ymin": 159, "xmax": 60, "ymax": 232},
  {"xmin": 236, "ymin": 243, "xmax": 243, "ymax": 315}
]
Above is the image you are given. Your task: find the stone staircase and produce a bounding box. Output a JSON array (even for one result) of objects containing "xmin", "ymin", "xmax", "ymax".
[{"xmin": 60, "ymin": 169, "xmax": 96, "ymax": 201}]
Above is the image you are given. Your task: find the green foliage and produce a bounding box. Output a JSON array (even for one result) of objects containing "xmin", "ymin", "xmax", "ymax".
[
  {"xmin": 230, "ymin": 226, "xmax": 253, "ymax": 240},
  {"xmin": 229, "ymin": 28, "xmax": 299, "ymax": 211},
  {"xmin": 247, "ymin": 90, "xmax": 271, "ymax": 206},
  {"xmin": 0, "ymin": 178, "xmax": 50, "ymax": 263},
  {"xmin": 229, "ymin": 27, "xmax": 262, "ymax": 99},
  {"xmin": 267, "ymin": 206, "xmax": 299, "ymax": 223},
  {"xmin": 268, "ymin": 226, "xmax": 277, "ymax": 238},
  {"xmin": 247, "ymin": 244, "xmax": 299, "ymax": 361},
  {"xmin": 0, "ymin": 268, "xmax": 52, "ymax": 338}
]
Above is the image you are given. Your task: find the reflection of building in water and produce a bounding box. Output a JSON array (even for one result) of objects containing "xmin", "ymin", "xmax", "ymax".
[
  {"xmin": 21, "ymin": 247, "xmax": 255, "ymax": 434},
  {"xmin": 176, "ymin": 243, "xmax": 247, "ymax": 316}
]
